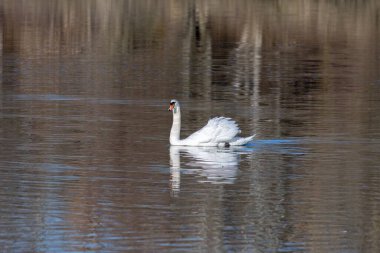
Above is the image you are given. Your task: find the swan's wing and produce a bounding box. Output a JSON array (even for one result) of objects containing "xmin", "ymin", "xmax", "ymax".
[
  {"xmin": 229, "ymin": 135, "xmax": 256, "ymax": 146},
  {"xmin": 184, "ymin": 117, "xmax": 240, "ymax": 144}
]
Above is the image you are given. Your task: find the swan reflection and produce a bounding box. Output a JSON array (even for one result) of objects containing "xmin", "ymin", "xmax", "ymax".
[{"xmin": 170, "ymin": 146, "xmax": 250, "ymax": 196}]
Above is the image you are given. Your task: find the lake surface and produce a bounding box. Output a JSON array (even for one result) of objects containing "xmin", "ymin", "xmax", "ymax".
[{"xmin": 1, "ymin": 1, "xmax": 380, "ymax": 252}]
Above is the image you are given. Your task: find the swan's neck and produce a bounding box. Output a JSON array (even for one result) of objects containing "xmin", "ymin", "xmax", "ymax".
[{"xmin": 170, "ymin": 108, "xmax": 181, "ymax": 145}]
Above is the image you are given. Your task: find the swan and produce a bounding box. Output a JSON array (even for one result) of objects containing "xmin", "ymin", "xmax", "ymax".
[{"xmin": 168, "ymin": 99, "xmax": 255, "ymax": 146}]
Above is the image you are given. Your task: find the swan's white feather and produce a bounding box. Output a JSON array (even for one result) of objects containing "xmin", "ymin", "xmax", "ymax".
[
  {"xmin": 179, "ymin": 117, "xmax": 248, "ymax": 146},
  {"xmin": 229, "ymin": 135, "xmax": 255, "ymax": 146}
]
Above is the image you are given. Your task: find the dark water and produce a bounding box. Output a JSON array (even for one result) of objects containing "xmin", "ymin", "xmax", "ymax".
[{"xmin": 1, "ymin": 1, "xmax": 380, "ymax": 252}]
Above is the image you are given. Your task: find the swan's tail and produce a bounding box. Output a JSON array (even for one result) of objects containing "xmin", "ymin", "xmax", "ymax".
[{"xmin": 229, "ymin": 134, "xmax": 256, "ymax": 146}]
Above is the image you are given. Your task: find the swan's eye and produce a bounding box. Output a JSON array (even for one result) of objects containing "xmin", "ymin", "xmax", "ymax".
[{"xmin": 170, "ymin": 102, "xmax": 175, "ymax": 105}]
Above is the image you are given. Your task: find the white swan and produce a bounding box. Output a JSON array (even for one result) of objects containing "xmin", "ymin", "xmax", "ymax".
[{"xmin": 168, "ymin": 99, "xmax": 255, "ymax": 146}]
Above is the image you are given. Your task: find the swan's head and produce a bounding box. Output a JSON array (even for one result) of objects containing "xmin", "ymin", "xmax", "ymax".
[{"xmin": 168, "ymin": 99, "xmax": 180, "ymax": 113}]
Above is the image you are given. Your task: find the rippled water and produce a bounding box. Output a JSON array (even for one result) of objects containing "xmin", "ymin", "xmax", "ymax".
[{"xmin": 1, "ymin": 1, "xmax": 380, "ymax": 252}]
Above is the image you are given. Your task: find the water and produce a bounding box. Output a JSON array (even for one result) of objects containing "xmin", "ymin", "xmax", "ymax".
[{"xmin": 1, "ymin": 1, "xmax": 380, "ymax": 252}]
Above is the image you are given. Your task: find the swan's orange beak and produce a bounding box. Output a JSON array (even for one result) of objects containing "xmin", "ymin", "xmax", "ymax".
[{"xmin": 168, "ymin": 103, "xmax": 174, "ymax": 111}]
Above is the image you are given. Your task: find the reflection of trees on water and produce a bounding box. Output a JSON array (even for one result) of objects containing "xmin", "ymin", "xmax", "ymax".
[
  {"xmin": 1, "ymin": 0, "xmax": 378, "ymax": 83},
  {"xmin": 1, "ymin": 0, "xmax": 378, "ymax": 106},
  {"xmin": 0, "ymin": 1, "xmax": 379, "ymax": 251}
]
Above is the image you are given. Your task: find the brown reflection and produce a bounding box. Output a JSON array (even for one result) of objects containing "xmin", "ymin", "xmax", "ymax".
[{"xmin": 0, "ymin": 0, "xmax": 379, "ymax": 252}]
